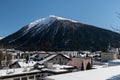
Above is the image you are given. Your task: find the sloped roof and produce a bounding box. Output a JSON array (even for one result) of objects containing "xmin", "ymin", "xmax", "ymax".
[{"xmin": 38, "ymin": 54, "xmax": 70, "ymax": 64}]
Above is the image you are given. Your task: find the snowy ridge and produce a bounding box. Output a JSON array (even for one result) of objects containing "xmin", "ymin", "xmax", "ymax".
[
  {"xmin": 50, "ymin": 15, "xmax": 78, "ymax": 22},
  {"xmin": 28, "ymin": 15, "xmax": 78, "ymax": 30},
  {"xmin": 28, "ymin": 15, "xmax": 56, "ymax": 30},
  {"xmin": 0, "ymin": 37, "xmax": 3, "ymax": 40}
]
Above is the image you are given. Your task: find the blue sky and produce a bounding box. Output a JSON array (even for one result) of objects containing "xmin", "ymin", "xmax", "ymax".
[{"xmin": 0, "ymin": 0, "xmax": 120, "ymax": 37}]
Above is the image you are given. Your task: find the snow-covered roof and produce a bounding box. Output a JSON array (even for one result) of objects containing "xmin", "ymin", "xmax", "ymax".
[
  {"xmin": 42, "ymin": 68, "xmax": 68, "ymax": 73},
  {"xmin": 44, "ymin": 66, "xmax": 120, "ymax": 80},
  {"xmin": 10, "ymin": 60, "xmax": 37, "ymax": 68},
  {"xmin": 0, "ymin": 64, "xmax": 72, "ymax": 78},
  {"xmin": 63, "ymin": 54, "xmax": 70, "ymax": 59},
  {"xmin": 38, "ymin": 54, "xmax": 57, "ymax": 64},
  {"xmin": 0, "ymin": 67, "xmax": 40, "ymax": 78},
  {"xmin": 53, "ymin": 64, "xmax": 74, "ymax": 69},
  {"xmin": 18, "ymin": 61, "xmax": 37, "ymax": 67},
  {"xmin": 38, "ymin": 54, "xmax": 70, "ymax": 64}
]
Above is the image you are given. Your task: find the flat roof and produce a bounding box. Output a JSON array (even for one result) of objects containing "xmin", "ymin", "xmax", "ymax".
[{"xmin": 44, "ymin": 66, "xmax": 120, "ymax": 80}]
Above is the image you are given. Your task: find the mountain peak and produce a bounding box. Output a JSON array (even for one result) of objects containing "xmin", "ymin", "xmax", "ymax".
[
  {"xmin": 28, "ymin": 15, "xmax": 78, "ymax": 30},
  {"xmin": 48, "ymin": 15, "xmax": 78, "ymax": 22},
  {"xmin": 28, "ymin": 15, "xmax": 56, "ymax": 30}
]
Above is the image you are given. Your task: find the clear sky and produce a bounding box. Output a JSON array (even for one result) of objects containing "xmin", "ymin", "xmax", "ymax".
[{"xmin": 0, "ymin": 0, "xmax": 120, "ymax": 37}]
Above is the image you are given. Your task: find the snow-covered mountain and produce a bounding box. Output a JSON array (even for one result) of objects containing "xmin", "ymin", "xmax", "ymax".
[{"xmin": 0, "ymin": 15, "xmax": 120, "ymax": 51}]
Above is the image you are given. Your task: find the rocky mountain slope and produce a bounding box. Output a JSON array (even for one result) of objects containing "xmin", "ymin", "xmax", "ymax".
[{"xmin": 0, "ymin": 15, "xmax": 120, "ymax": 51}]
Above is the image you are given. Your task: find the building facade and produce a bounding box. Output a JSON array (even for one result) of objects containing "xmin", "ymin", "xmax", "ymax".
[{"xmin": 101, "ymin": 52, "xmax": 118, "ymax": 62}]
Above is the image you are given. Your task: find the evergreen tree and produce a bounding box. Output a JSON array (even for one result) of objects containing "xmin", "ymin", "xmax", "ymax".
[
  {"xmin": 81, "ymin": 62, "xmax": 84, "ymax": 71},
  {"xmin": 86, "ymin": 62, "xmax": 92, "ymax": 70}
]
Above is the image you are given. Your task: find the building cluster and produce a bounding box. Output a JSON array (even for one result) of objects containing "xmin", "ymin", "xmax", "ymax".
[
  {"xmin": 0, "ymin": 47, "xmax": 120, "ymax": 80},
  {"xmin": 0, "ymin": 49, "xmax": 92, "ymax": 80}
]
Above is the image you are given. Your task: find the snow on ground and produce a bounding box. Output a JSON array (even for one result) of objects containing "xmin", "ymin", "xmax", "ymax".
[
  {"xmin": 92, "ymin": 65, "xmax": 105, "ymax": 69},
  {"xmin": 108, "ymin": 74, "xmax": 120, "ymax": 80},
  {"xmin": 107, "ymin": 59, "xmax": 120, "ymax": 65},
  {"xmin": 44, "ymin": 65, "xmax": 120, "ymax": 80}
]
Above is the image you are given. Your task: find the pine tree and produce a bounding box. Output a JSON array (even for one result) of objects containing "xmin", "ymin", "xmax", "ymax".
[
  {"xmin": 86, "ymin": 62, "xmax": 92, "ymax": 70},
  {"xmin": 81, "ymin": 62, "xmax": 84, "ymax": 71}
]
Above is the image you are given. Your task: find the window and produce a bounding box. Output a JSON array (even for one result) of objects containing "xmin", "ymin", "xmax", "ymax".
[
  {"xmin": 48, "ymin": 73, "xmax": 51, "ymax": 76},
  {"xmin": 29, "ymin": 76, "xmax": 34, "ymax": 79},
  {"xmin": 41, "ymin": 74, "xmax": 44, "ymax": 77},
  {"xmin": 56, "ymin": 58, "xmax": 57, "ymax": 60},
  {"xmin": 36, "ymin": 75, "xmax": 41, "ymax": 77},
  {"xmin": 21, "ymin": 77, "xmax": 27, "ymax": 80},
  {"xmin": 36, "ymin": 75, "xmax": 41, "ymax": 79},
  {"xmin": 14, "ymin": 78, "xmax": 20, "ymax": 80}
]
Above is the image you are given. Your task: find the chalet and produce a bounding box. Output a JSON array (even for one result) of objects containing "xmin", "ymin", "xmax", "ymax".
[{"xmin": 37, "ymin": 54, "xmax": 70, "ymax": 65}]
